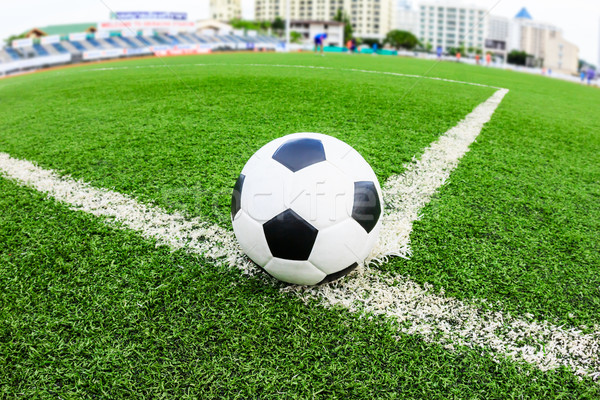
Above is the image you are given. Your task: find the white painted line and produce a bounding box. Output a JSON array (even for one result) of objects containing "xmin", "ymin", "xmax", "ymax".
[
  {"xmin": 1, "ymin": 71, "xmax": 598, "ymax": 380},
  {"xmin": 371, "ymin": 88, "xmax": 508, "ymax": 261},
  {"xmin": 80, "ymin": 62, "xmax": 503, "ymax": 89},
  {"xmin": 0, "ymin": 152, "xmax": 247, "ymax": 271}
]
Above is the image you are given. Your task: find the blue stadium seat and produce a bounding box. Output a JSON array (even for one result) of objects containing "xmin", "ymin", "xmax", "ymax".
[
  {"xmin": 136, "ymin": 36, "xmax": 152, "ymax": 46},
  {"xmin": 104, "ymin": 37, "xmax": 120, "ymax": 48},
  {"xmin": 52, "ymin": 43, "xmax": 69, "ymax": 54},
  {"xmin": 164, "ymin": 34, "xmax": 179, "ymax": 44},
  {"xmin": 5, "ymin": 47, "xmax": 21, "ymax": 60},
  {"xmin": 152, "ymin": 35, "xmax": 168, "ymax": 44},
  {"xmin": 33, "ymin": 44, "xmax": 49, "ymax": 56},
  {"xmin": 119, "ymin": 37, "xmax": 138, "ymax": 48},
  {"xmin": 70, "ymin": 41, "xmax": 86, "ymax": 51},
  {"xmin": 87, "ymin": 38, "xmax": 103, "ymax": 49},
  {"xmin": 191, "ymin": 34, "xmax": 207, "ymax": 44}
]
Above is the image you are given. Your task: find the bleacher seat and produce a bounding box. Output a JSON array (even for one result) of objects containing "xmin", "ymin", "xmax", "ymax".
[
  {"xmin": 152, "ymin": 35, "xmax": 169, "ymax": 45},
  {"xmin": 136, "ymin": 36, "xmax": 152, "ymax": 46},
  {"xmin": 191, "ymin": 34, "xmax": 208, "ymax": 44},
  {"xmin": 52, "ymin": 43, "xmax": 69, "ymax": 54},
  {"xmin": 33, "ymin": 44, "xmax": 50, "ymax": 56},
  {"xmin": 87, "ymin": 38, "xmax": 103, "ymax": 49},
  {"xmin": 5, "ymin": 47, "xmax": 21, "ymax": 60},
  {"xmin": 163, "ymin": 34, "xmax": 179, "ymax": 45},
  {"xmin": 70, "ymin": 41, "xmax": 86, "ymax": 51},
  {"xmin": 119, "ymin": 37, "xmax": 138, "ymax": 48},
  {"xmin": 104, "ymin": 37, "xmax": 120, "ymax": 48}
]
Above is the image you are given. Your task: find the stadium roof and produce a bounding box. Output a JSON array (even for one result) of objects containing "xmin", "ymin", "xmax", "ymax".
[
  {"xmin": 515, "ymin": 7, "xmax": 533, "ymax": 20},
  {"xmin": 27, "ymin": 23, "xmax": 97, "ymax": 37}
]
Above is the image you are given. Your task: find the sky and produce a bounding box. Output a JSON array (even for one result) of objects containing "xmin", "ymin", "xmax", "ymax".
[{"xmin": 1, "ymin": 0, "xmax": 598, "ymax": 64}]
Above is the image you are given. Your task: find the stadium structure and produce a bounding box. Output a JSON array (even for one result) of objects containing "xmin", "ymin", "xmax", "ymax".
[{"xmin": 0, "ymin": 18, "xmax": 283, "ymax": 76}]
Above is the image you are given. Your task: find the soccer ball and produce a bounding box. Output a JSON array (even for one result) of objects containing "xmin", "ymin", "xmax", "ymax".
[{"xmin": 231, "ymin": 133, "xmax": 383, "ymax": 285}]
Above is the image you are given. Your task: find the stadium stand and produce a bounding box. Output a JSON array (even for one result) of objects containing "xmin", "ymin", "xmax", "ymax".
[
  {"xmin": 163, "ymin": 34, "xmax": 180, "ymax": 45},
  {"xmin": 5, "ymin": 47, "xmax": 22, "ymax": 60},
  {"xmin": 136, "ymin": 36, "xmax": 152, "ymax": 46},
  {"xmin": 86, "ymin": 38, "xmax": 103, "ymax": 49},
  {"xmin": 102, "ymin": 37, "xmax": 121, "ymax": 49},
  {"xmin": 69, "ymin": 41, "xmax": 86, "ymax": 52},
  {"xmin": 152, "ymin": 35, "xmax": 169, "ymax": 45},
  {"xmin": 32, "ymin": 44, "xmax": 50, "ymax": 56},
  {"xmin": 52, "ymin": 43, "xmax": 70, "ymax": 54},
  {"xmin": 117, "ymin": 36, "xmax": 139, "ymax": 48}
]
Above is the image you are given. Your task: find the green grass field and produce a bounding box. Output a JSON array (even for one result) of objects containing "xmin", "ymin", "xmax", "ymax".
[{"xmin": 1, "ymin": 53, "xmax": 599, "ymax": 398}]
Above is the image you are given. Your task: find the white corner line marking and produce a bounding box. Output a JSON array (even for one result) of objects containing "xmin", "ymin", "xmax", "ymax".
[{"xmin": 1, "ymin": 79, "xmax": 599, "ymax": 380}]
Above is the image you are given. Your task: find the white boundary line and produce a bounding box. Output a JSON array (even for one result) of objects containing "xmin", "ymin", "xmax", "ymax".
[
  {"xmin": 78, "ymin": 62, "xmax": 503, "ymax": 90},
  {"xmin": 1, "ymin": 65, "xmax": 599, "ymax": 381}
]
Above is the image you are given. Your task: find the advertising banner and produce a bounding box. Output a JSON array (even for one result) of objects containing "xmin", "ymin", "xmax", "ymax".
[
  {"xmin": 151, "ymin": 44, "xmax": 211, "ymax": 56},
  {"xmin": 125, "ymin": 47, "xmax": 152, "ymax": 56},
  {"xmin": 41, "ymin": 35, "xmax": 60, "ymax": 45},
  {"xmin": 98, "ymin": 20, "xmax": 194, "ymax": 31},
  {"xmin": 82, "ymin": 48, "xmax": 126, "ymax": 60},
  {"xmin": 114, "ymin": 11, "xmax": 187, "ymax": 20},
  {"xmin": 69, "ymin": 32, "xmax": 88, "ymax": 42},
  {"xmin": 12, "ymin": 38, "xmax": 33, "ymax": 47}
]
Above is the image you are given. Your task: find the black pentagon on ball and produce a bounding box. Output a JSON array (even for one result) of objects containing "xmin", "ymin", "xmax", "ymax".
[
  {"xmin": 272, "ymin": 138, "xmax": 326, "ymax": 172},
  {"xmin": 231, "ymin": 174, "xmax": 245, "ymax": 220},
  {"xmin": 317, "ymin": 262, "xmax": 358, "ymax": 285},
  {"xmin": 352, "ymin": 181, "xmax": 381, "ymax": 233},
  {"xmin": 263, "ymin": 209, "xmax": 318, "ymax": 260}
]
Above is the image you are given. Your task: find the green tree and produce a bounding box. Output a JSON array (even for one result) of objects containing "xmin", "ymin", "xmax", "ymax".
[
  {"xmin": 272, "ymin": 16, "xmax": 285, "ymax": 34},
  {"xmin": 5, "ymin": 33, "xmax": 26, "ymax": 46},
  {"xmin": 383, "ymin": 30, "xmax": 419, "ymax": 50},
  {"xmin": 333, "ymin": 8, "xmax": 353, "ymax": 43},
  {"xmin": 361, "ymin": 38, "xmax": 382, "ymax": 49},
  {"xmin": 507, "ymin": 50, "xmax": 529, "ymax": 66},
  {"xmin": 290, "ymin": 31, "xmax": 302, "ymax": 44},
  {"xmin": 424, "ymin": 41, "xmax": 433, "ymax": 53}
]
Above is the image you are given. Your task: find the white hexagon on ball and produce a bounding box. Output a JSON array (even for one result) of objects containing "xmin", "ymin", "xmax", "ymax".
[{"xmin": 231, "ymin": 132, "xmax": 383, "ymax": 285}]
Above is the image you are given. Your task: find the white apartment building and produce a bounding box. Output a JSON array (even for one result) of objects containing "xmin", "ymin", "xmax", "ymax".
[
  {"xmin": 417, "ymin": 2, "xmax": 488, "ymax": 52},
  {"xmin": 210, "ymin": 0, "xmax": 242, "ymax": 22},
  {"xmin": 254, "ymin": 0, "xmax": 394, "ymax": 40},
  {"xmin": 484, "ymin": 15, "xmax": 509, "ymax": 60},
  {"xmin": 509, "ymin": 8, "xmax": 578, "ymax": 74},
  {"xmin": 395, "ymin": 0, "xmax": 418, "ymax": 33}
]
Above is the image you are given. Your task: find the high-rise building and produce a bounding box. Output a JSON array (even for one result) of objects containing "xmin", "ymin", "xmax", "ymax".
[
  {"xmin": 394, "ymin": 0, "xmax": 418, "ymax": 33},
  {"xmin": 416, "ymin": 2, "xmax": 488, "ymax": 52},
  {"xmin": 210, "ymin": 0, "xmax": 242, "ymax": 22},
  {"xmin": 254, "ymin": 0, "xmax": 394, "ymax": 40},
  {"xmin": 509, "ymin": 8, "xmax": 578, "ymax": 73},
  {"xmin": 487, "ymin": 15, "xmax": 509, "ymax": 42}
]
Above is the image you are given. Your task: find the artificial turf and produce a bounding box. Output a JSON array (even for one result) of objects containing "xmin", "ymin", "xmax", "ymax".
[
  {"xmin": 1, "ymin": 177, "xmax": 599, "ymax": 399},
  {"xmin": 1, "ymin": 53, "xmax": 599, "ymax": 395}
]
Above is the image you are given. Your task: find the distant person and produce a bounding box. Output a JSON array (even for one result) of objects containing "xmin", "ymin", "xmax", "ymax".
[
  {"xmin": 372, "ymin": 43, "xmax": 378, "ymax": 55},
  {"xmin": 314, "ymin": 33, "xmax": 327, "ymax": 55},
  {"xmin": 352, "ymin": 38, "xmax": 357, "ymax": 53},
  {"xmin": 436, "ymin": 46, "xmax": 443, "ymax": 60},
  {"xmin": 587, "ymin": 69, "xmax": 596, "ymax": 85},
  {"xmin": 581, "ymin": 70, "xmax": 587, "ymax": 83},
  {"xmin": 456, "ymin": 52, "xmax": 461, "ymax": 62},
  {"xmin": 346, "ymin": 39, "xmax": 353, "ymax": 53},
  {"xmin": 485, "ymin": 52, "xmax": 492, "ymax": 66},
  {"xmin": 475, "ymin": 54, "xmax": 481, "ymax": 65}
]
